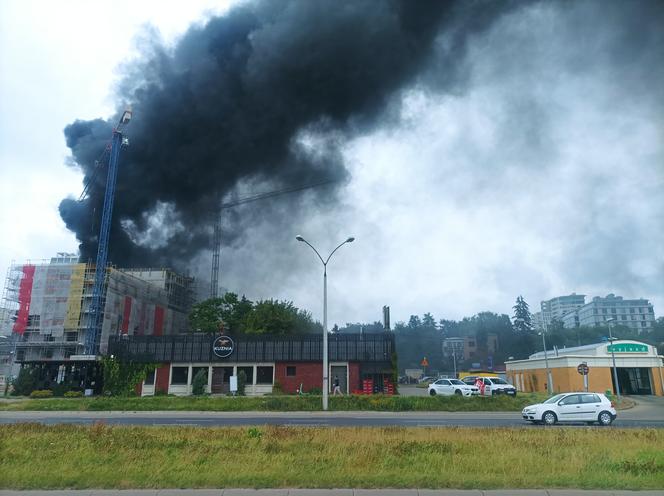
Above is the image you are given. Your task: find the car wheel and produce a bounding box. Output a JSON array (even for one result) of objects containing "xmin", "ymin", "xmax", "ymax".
[
  {"xmin": 542, "ymin": 411, "xmax": 557, "ymax": 426},
  {"xmin": 598, "ymin": 411, "xmax": 613, "ymax": 426},
  {"xmin": 454, "ymin": 389, "xmax": 462, "ymax": 396},
  {"xmin": 429, "ymin": 389, "xmax": 436, "ymax": 396}
]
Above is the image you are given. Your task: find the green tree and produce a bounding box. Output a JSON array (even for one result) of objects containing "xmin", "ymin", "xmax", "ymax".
[
  {"xmin": 407, "ymin": 315, "xmax": 422, "ymax": 329},
  {"xmin": 512, "ymin": 295, "xmax": 533, "ymax": 332},
  {"xmin": 422, "ymin": 312, "xmax": 436, "ymax": 328},
  {"xmin": 242, "ymin": 299, "xmax": 321, "ymax": 335},
  {"xmin": 189, "ymin": 292, "xmax": 253, "ymax": 333}
]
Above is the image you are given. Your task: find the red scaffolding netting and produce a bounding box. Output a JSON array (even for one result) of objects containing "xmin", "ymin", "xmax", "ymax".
[{"xmin": 13, "ymin": 264, "xmax": 35, "ymax": 335}]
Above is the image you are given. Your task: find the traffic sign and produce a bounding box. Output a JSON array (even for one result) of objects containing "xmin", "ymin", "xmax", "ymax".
[
  {"xmin": 420, "ymin": 357, "xmax": 429, "ymax": 367},
  {"xmin": 577, "ymin": 363, "xmax": 589, "ymax": 375}
]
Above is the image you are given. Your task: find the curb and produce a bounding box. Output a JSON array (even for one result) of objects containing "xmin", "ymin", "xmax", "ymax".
[{"xmin": 1, "ymin": 490, "xmax": 663, "ymax": 495}]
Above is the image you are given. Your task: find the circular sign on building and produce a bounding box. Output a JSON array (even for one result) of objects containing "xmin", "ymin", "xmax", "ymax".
[
  {"xmin": 213, "ymin": 335, "xmax": 235, "ymax": 358},
  {"xmin": 577, "ymin": 363, "xmax": 589, "ymax": 375}
]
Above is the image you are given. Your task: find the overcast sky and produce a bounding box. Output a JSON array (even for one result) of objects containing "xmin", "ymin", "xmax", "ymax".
[{"xmin": 1, "ymin": 0, "xmax": 662, "ymax": 328}]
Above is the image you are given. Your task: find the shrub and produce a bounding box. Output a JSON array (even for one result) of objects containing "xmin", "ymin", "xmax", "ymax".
[
  {"xmin": 11, "ymin": 367, "xmax": 42, "ymax": 396},
  {"xmin": 272, "ymin": 380, "xmax": 284, "ymax": 395},
  {"xmin": 192, "ymin": 369, "xmax": 207, "ymax": 396},
  {"xmin": 308, "ymin": 387, "xmax": 322, "ymax": 395},
  {"xmin": 237, "ymin": 370, "xmax": 247, "ymax": 396},
  {"xmin": 64, "ymin": 391, "xmax": 83, "ymax": 398},
  {"xmin": 52, "ymin": 381, "xmax": 79, "ymax": 397},
  {"xmin": 29, "ymin": 390, "xmax": 53, "ymax": 399},
  {"xmin": 247, "ymin": 427, "xmax": 262, "ymax": 439},
  {"xmin": 102, "ymin": 357, "xmax": 157, "ymax": 396}
]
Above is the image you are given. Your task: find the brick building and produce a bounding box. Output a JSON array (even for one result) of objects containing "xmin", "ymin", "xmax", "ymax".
[{"xmin": 109, "ymin": 332, "xmax": 396, "ymax": 396}]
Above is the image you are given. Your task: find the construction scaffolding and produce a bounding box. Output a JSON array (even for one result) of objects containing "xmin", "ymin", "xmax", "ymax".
[{"xmin": 1, "ymin": 255, "xmax": 194, "ymax": 362}]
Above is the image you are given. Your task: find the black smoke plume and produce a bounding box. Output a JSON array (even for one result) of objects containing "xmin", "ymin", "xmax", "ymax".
[{"xmin": 60, "ymin": 0, "xmax": 517, "ymax": 270}]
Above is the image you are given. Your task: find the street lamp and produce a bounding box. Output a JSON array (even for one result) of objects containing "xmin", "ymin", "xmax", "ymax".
[
  {"xmin": 537, "ymin": 329, "xmax": 554, "ymax": 395},
  {"xmin": 606, "ymin": 317, "xmax": 621, "ymax": 399},
  {"xmin": 296, "ymin": 235, "xmax": 355, "ymax": 411},
  {"xmin": 515, "ymin": 316, "xmax": 553, "ymax": 394}
]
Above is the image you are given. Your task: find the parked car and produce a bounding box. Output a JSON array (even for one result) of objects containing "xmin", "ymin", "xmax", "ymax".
[
  {"xmin": 522, "ymin": 392, "xmax": 616, "ymax": 426},
  {"xmin": 419, "ymin": 376, "xmax": 436, "ymax": 384},
  {"xmin": 428, "ymin": 378, "xmax": 479, "ymax": 397},
  {"xmin": 462, "ymin": 376, "xmax": 517, "ymax": 396}
]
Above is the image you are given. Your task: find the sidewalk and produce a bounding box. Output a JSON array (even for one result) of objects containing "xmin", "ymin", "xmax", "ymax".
[{"xmin": 1, "ymin": 490, "xmax": 662, "ymax": 495}]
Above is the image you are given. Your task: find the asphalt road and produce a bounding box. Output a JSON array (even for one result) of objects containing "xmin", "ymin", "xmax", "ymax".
[{"xmin": 1, "ymin": 410, "xmax": 663, "ymax": 428}]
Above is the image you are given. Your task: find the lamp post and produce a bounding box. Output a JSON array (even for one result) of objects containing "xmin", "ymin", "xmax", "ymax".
[
  {"xmin": 606, "ymin": 317, "xmax": 621, "ymax": 399},
  {"xmin": 537, "ymin": 329, "xmax": 554, "ymax": 395},
  {"xmin": 296, "ymin": 235, "xmax": 355, "ymax": 411}
]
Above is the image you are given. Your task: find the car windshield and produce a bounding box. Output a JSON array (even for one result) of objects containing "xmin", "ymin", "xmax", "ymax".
[
  {"xmin": 543, "ymin": 394, "xmax": 566, "ymax": 404},
  {"xmin": 449, "ymin": 379, "xmax": 465, "ymax": 385},
  {"xmin": 490, "ymin": 378, "xmax": 509, "ymax": 385}
]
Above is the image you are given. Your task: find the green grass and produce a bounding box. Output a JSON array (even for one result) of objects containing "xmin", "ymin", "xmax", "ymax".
[
  {"xmin": 0, "ymin": 424, "xmax": 662, "ymax": 489},
  {"xmin": 0, "ymin": 393, "xmax": 549, "ymax": 412}
]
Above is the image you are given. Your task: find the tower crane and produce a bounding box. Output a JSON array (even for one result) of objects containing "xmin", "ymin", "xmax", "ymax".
[
  {"xmin": 210, "ymin": 179, "xmax": 335, "ymax": 298},
  {"xmin": 84, "ymin": 109, "xmax": 132, "ymax": 355}
]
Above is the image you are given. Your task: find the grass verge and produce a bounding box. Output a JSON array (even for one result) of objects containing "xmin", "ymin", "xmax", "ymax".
[
  {"xmin": 0, "ymin": 424, "xmax": 662, "ymax": 489},
  {"xmin": 0, "ymin": 393, "xmax": 549, "ymax": 412}
]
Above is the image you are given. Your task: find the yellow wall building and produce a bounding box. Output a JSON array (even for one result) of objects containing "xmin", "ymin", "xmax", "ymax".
[{"xmin": 506, "ymin": 340, "xmax": 664, "ymax": 396}]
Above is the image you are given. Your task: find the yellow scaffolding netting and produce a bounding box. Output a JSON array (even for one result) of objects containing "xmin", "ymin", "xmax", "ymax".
[{"xmin": 64, "ymin": 263, "xmax": 85, "ymax": 329}]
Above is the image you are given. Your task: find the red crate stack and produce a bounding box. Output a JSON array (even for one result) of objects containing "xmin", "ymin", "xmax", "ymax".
[
  {"xmin": 362, "ymin": 378, "xmax": 374, "ymax": 395},
  {"xmin": 383, "ymin": 378, "xmax": 395, "ymax": 395}
]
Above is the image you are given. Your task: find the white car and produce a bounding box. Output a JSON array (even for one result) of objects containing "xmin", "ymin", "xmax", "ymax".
[
  {"xmin": 522, "ymin": 392, "xmax": 617, "ymax": 426},
  {"xmin": 428, "ymin": 378, "xmax": 479, "ymax": 397}
]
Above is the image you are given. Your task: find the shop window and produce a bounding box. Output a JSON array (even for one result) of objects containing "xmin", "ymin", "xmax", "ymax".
[
  {"xmin": 171, "ymin": 367, "xmax": 189, "ymax": 385},
  {"xmin": 256, "ymin": 366, "xmax": 274, "ymax": 385},
  {"xmin": 237, "ymin": 366, "xmax": 254, "ymax": 384},
  {"xmin": 286, "ymin": 366, "xmax": 296, "ymax": 377},
  {"xmin": 65, "ymin": 332, "xmax": 78, "ymax": 342},
  {"xmin": 144, "ymin": 369, "xmax": 156, "ymax": 385},
  {"xmin": 191, "ymin": 367, "xmax": 209, "ymax": 384}
]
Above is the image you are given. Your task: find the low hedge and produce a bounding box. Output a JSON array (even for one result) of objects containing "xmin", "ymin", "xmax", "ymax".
[
  {"xmin": 29, "ymin": 390, "xmax": 53, "ymax": 399},
  {"xmin": 1, "ymin": 393, "xmax": 545, "ymax": 412}
]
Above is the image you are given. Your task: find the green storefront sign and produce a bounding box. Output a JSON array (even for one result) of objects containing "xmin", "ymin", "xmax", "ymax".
[{"xmin": 607, "ymin": 343, "xmax": 648, "ymax": 353}]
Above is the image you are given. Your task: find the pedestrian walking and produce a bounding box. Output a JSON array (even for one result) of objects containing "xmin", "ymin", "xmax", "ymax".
[{"xmin": 333, "ymin": 375, "xmax": 342, "ymax": 395}]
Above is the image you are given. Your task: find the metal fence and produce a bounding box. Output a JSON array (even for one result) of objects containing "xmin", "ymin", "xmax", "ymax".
[{"xmin": 108, "ymin": 332, "xmax": 395, "ymax": 363}]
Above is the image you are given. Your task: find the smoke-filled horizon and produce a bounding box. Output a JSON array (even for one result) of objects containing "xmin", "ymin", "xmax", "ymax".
[
  {"xmin": 56, "ymin": 0, "xmax": 664, "ymax": 324},
  {"xmin": 61, "ymin": 0, "xmax": 514, "ymax": 269}
]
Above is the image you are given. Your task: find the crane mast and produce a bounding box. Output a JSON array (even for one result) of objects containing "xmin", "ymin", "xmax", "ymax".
[
  {"xmin": 84, "ymin": 110, "xmax": 131, "ymax": 355},
  {"xmin": 209, "ymin": 180, "xmax": 334, "ymax": 298}
]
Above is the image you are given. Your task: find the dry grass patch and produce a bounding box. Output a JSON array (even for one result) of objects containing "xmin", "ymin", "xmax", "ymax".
[{"xmin": 0, "ymin": 424, "xmax": 662, "ymax": 490}]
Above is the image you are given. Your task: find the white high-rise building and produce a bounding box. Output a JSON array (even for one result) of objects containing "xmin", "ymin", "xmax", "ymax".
[
  {"xmin": 561, "ymin": 294, "xmax": 656, "ymax": 332},
  {"xmin": 538, "ymin": 293, "xmax": 586, "ymax": 328}
]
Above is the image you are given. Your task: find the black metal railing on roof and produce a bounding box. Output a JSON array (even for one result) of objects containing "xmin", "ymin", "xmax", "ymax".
[{"xmin": 107, "ymin": 332, "xmax": 395, "ymax": 364}]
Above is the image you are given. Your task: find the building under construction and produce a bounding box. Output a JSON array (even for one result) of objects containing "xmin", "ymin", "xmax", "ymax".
[{"xmin": 0, "ymin": 253, "xmax": 196, "ymax": 391}]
